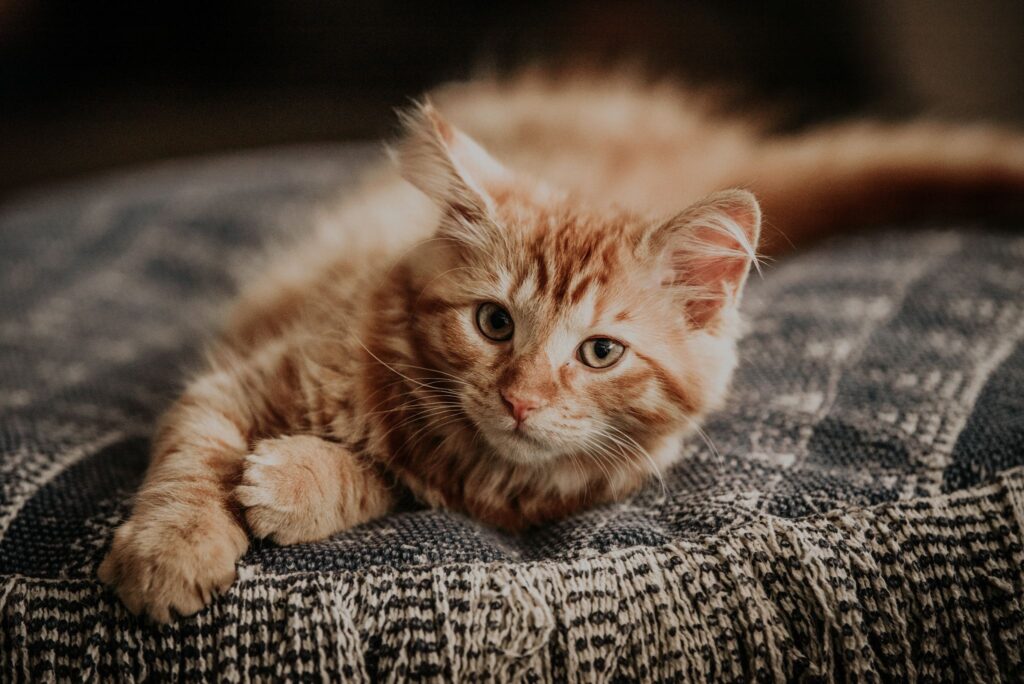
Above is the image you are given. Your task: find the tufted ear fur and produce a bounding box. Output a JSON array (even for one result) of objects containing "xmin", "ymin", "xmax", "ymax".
[
  {"xmin": 395, "ymin": 101, "xmax": 512, "ymax": 225},
  {"xmin": 643, "ymin": 189, "xmax": 762, "ymax": 328}
]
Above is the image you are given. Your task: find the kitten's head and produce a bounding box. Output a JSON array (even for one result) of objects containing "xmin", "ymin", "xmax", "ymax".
[{"xmin": 395, "ymin": 103, "xmax": 760, "ymax": 467}]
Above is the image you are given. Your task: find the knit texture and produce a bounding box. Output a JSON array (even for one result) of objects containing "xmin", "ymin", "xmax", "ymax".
[{"xmin": 2, "ymin": 146, "xmax": 1024, "ymax": 682}]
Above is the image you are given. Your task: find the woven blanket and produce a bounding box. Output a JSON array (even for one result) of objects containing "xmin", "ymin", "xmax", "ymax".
[{"xmin": 2, "ymin": 146, "xmax": 1024, "ymax": 682}]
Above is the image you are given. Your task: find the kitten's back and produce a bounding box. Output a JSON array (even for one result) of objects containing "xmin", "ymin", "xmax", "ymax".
[
  {"xmin": 236, "ymin": 69, "xmax": 1024, "ymax": 342},
  {"xmin": 434, "ymin": 72, "xmax": 1024, "ymax": 253}
]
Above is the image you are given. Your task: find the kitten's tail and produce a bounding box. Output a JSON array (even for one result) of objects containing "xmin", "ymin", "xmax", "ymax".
[{"xmin": 744, "ymin": 122, "xmax": 1024, "ymax": 254}]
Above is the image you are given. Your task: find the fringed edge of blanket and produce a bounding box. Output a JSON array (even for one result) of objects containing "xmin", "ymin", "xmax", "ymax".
[{"xmin": 4, "ymin": 467, "xmax": 1024, "ymax": 682}]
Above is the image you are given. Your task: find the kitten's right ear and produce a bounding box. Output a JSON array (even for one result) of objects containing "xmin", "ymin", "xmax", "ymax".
[{"xmin": 394, "ymin": 101, "xmax": 510, "ymax": 224}]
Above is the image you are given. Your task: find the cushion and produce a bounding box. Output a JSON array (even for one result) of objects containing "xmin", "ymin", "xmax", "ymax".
[{"xmin": 2, "ymin": 146, "xmax": 1024, "ymax": 681}]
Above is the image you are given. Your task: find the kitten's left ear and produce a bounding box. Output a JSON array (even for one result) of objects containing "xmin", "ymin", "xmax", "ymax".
[
  {"xmin": 395, "ymin": 101, "xmax": 512, "ymax": 222},
  {"xmin": 643, "ymin": 189, "xmax": 762, "ymax": 328}
]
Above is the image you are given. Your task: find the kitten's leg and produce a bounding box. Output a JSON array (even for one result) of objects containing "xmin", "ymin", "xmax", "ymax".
[
  {"xmin": 236, "ymin": 435, "xmax": 394, "ymax": 545},
  {"xmin": 99, "ymin": 345, "xmax": 296, "ymax": 621},
  {"xmin": 98, "ymin": 397, "xmax": 249, "ymax": 621}
]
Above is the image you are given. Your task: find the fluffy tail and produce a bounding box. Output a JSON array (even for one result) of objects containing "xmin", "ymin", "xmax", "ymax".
[{"xmin": 744, "ymin": 122, "xmax": 1024, "ymax": 254}]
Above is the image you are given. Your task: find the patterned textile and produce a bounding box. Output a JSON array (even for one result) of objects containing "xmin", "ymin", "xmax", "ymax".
[{"xmin": 2, "ymin": 146, "xmax": 1024, "ymax": 682}]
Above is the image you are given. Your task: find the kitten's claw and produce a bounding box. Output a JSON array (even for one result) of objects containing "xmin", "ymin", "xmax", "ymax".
[
  {"xmin": 237, "ymin": 436, "xmax": 344, "ymax": 545},
  {"xmin": 97, "ymin": 509, "xmax": 247, "ymax": 623}
]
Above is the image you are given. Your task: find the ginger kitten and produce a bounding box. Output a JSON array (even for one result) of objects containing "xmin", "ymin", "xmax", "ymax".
[{"xmin": 99, "ymin": 74, "xmax": 1024, "ymax": 622}]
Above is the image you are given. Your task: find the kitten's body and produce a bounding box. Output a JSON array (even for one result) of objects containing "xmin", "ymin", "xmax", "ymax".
[{"xmin": 99, "ymin": 73, "xmax": 1024, "ymax": 621}]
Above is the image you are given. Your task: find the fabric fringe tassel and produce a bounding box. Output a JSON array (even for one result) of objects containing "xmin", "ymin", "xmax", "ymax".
[{"xmin": 4, "ymin": 467, "xmax": 1024, "ymax": 682}]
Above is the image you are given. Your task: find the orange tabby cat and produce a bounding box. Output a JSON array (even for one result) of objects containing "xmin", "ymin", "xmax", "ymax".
[{"xmin": 98, "ymin": 73, "xmax": 1024, "ymax": 621}]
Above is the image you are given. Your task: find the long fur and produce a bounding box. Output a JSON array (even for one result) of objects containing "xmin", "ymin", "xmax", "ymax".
[{"xmin": 99, "ymin": 72, "xmax": 1024, "ymax": 621}]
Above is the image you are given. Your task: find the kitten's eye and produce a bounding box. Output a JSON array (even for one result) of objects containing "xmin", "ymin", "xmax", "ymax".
[
  {"xmin": 476, "ymin": 302, "xmax": 514, "ymax": 341},
  {"xmin": 578, "ymin": 337, "xmax": 626, "ymax": 369}
]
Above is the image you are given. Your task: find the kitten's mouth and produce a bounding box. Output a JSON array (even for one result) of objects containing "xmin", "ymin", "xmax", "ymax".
[
  {"xmin": 505, "ymin": 425, "xmax": 544, "ymax": 444},
  {"xmin": 480, "ymin": 421, "xmax": 544, "ymax": 447},
  {"xmin": 484, "ymin": 421, "xmax": 575, "ymax": 466}
]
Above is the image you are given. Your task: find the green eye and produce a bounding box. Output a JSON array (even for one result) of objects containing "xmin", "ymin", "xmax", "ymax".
[
  {"xmin": 578, "ymin": 337, "xmax": 626, "ymax": 369},
  {"xmin": 476, "ymin": 302, "xmax": 514, "ymax": 341}
]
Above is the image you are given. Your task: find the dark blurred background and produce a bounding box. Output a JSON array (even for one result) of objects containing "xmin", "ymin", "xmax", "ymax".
[{"xmin": 2, "ymin": 0, "xmax": 1022, "ymax": 200}]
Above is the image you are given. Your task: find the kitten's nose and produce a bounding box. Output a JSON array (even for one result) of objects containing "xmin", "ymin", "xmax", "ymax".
[{"xmin": 500, "ymin": 389, "xmax": 542, "ymax": 424}]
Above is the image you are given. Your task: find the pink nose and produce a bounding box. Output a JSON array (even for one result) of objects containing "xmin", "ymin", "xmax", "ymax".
[{"xmin": 500, "ymin": 389, "xmax": 542, "ymax": 423}]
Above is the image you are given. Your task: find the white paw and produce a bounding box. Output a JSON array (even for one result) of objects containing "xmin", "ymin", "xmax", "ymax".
[{"xmin": 236, "ymin": 436, "xmax": 342, "ymax": 545}]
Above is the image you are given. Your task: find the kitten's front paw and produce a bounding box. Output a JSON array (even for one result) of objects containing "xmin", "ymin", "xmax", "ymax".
[
  {"xmin": 236, "ymin": 436, "xmax": 344, "ymax": 545},
  {"xmin": 97, "ymin": 508, "xmax": 247, "ymax": 623}
]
